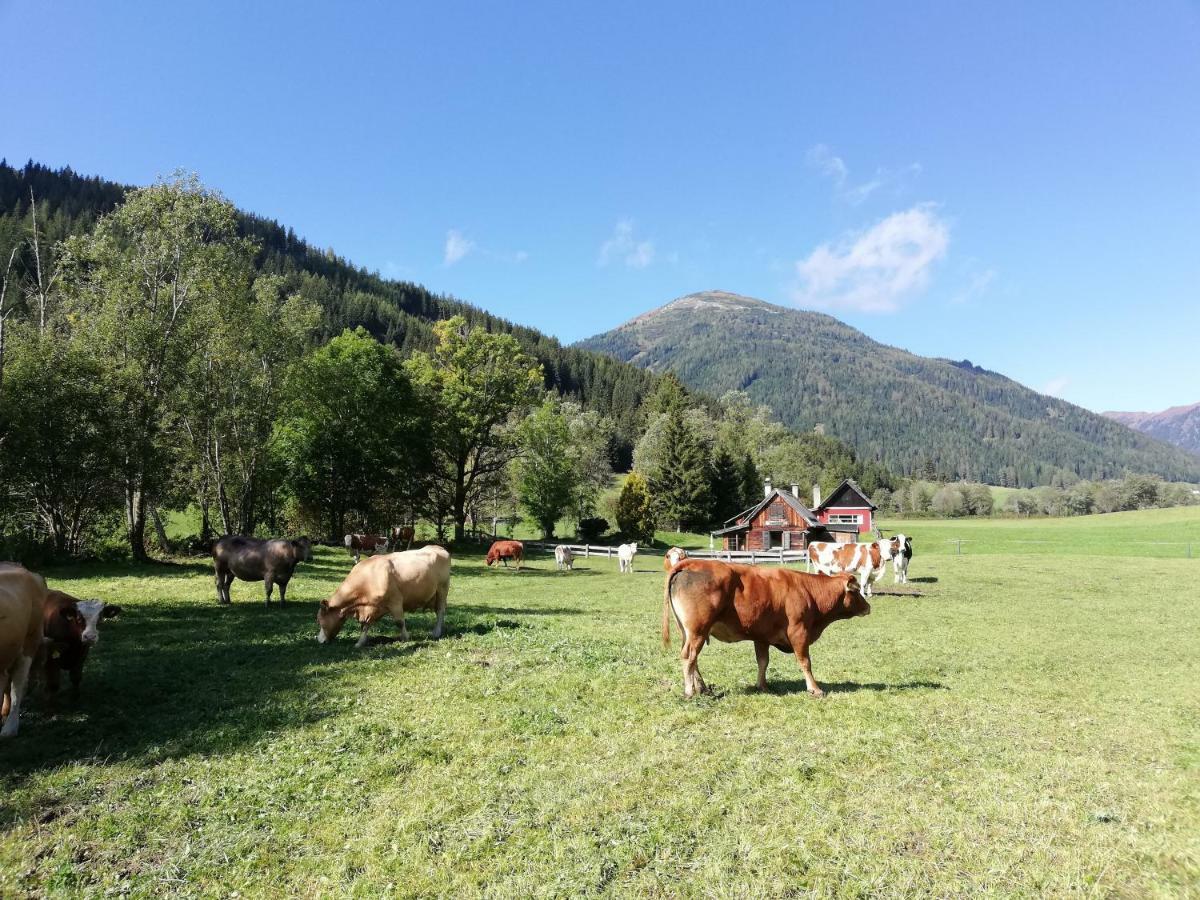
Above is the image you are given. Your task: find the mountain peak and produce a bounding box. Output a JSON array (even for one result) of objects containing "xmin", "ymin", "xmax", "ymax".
[{"xmin": 630, "ymin": 290, "xmax": 778, "ymax": 325}]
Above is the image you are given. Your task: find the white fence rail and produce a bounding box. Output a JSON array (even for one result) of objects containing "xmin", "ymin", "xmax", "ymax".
[{"xmin": 464, "ymin": 532, "xmax": 809, "ymax": 566}]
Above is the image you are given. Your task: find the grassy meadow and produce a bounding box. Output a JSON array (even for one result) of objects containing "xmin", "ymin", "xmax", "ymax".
[{"xmin": 2, "ymin": 508, "xmax": 1199, "ymax": 896}]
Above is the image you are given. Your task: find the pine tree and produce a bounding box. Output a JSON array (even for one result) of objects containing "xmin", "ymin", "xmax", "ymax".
[{"xmin": 649, "ymin": 406, "xmax": 713, "ymax": 532}]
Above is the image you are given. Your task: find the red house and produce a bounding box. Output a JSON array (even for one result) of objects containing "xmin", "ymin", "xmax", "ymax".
[
  {"xmin": 711, "ymin": 480, "xmax": 863, "ymax": 552},
  {"xmin": 812, "ymin": 478, "xmax": 878, "ymax": 535}
]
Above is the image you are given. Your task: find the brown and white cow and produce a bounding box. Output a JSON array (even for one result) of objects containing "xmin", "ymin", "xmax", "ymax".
[
  {"xmin": 663, "ymin": 547, "xmax": 688, "ymax": 571},
  {"xmin": 41, "ymin": 590, "xmax": 122, "ymax": 697},
  {"xmin": 486, "ymin": 540, "xmax": 524, "ymax": 571},
  {"xmin": 554, "ymin": 545, "xmax": 574, "ymax": 571},
  {"xmin": 0, "ymin": 563, "xmax": 48, "ymax": 738},
  {"xmin": 807, "ymin": 540, "xmax": 895, "ymax": 597},
  {"xmin": 663, "ymin": 559, "xmax": 870, "ymax": 698},
  {"xmin": 345, "ymin": 533, "xmax": 389, "ymax": 563},
  {"xmin": 389, "ymin": 525, "xmax": 416, "ymax": 551},
  {"xmin": 317, "ymin": 546, "xmax": 451, "ymax": 647}
]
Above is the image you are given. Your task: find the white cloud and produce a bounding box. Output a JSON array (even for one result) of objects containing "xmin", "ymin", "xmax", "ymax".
[
  {"xmin": 791, "ymin": 204, "xmax": 950, "ymax": 313},
  {"xmin": 444, "ymin": 229, "xmax": 474, "ymax": 266},
  {"xmin": 806, "ymin": 145, "xmax": 922, "ymax": 206},
  {"xmin": 599, "ymin": 219, "xmax": 655, "ymax": 269},
  {"xmin": 1041, "ymin": 376, "xmax": 1070, "ymax": 398}
]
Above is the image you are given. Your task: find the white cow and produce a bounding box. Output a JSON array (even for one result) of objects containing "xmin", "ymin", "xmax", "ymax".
[
  {"xmin": 892, "ymin": 534, "xmax": 913, "ymax": 584},
  {"xmin": 554, "ymin": 545, "xmax": 574, "ymax": 571},
  {"xmin": 663, "ymin": 547, "xmax": 688, "ymax": 570},
  {"xmin": 617, "ymin": 542, "xmax": 638, "ymax": 574}
]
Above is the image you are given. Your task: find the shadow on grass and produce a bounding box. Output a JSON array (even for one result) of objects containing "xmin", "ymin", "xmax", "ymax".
[
  {"xmin": 908, "ymin": 576, "xmax": 939, "ymax": 584},
  {"xmin": 0, "ymin": 596, "xmax": 522, "ymax": 800},
  {"xmin": 758, "ymin": 679, "xmax": 947, "ymax": 696},
  {"xmin": 450, "ymin": 566, "xmax": 604, "ymax": 579}
]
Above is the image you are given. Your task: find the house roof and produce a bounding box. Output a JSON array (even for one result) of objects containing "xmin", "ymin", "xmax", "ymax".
[
  {"xmin": 721, "ymin": 488, "xmax": 820, "ymax": 529},
  {"xmin": 814, "ymin": 478, "xmax": 878, "ymax": 512}
]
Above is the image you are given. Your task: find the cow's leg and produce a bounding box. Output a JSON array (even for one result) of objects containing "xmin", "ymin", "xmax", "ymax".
[
  {"xmin": 430, "ymin": 587, "xmax": 447, "ymax": 640},
  {"xmin": 355, "ymin": 622, "xmax": 372, "ymax": 648},
  {"xmin": 0, "ymin": 654, "xmax": 34, "ymax": 737},
  {"xmin": 754, "ymin": 640, "xmax": 771, "ymax": 691},
  {"xmin": 69, "ymin": 663, "xmax": 83, "ymax": 698},
  {"xmin": 788, "ymin": 628, "xmax": 823, "ymax": 698},
  {"xmin": 396, "ymin": 605, "xmax": 410, "ymax": 642},
  {"xmin": 277, "ymin": 578, "xmax": 289, "ymax": 606},
  {"xmin": 264, "ymin": 576, "xmax": 274, "ymax": 607},
  {"xmin": 680, "ymin": 632, "xmax": 709, "ymax": 699},
  {"xmin": 44, "ymin": 656, "xmax": 61, "ymax": 695}
]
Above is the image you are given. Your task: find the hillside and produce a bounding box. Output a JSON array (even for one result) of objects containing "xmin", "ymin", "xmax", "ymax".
[
  {"xmin": 1104, "ymin": 403, "xmax": 1200, "ymax": 455},
  {"xmin": 0, "ymin": 161, "xmax": 657, "ymax": 461},
  {"xmin": 577, "ymin": 291, "xmax": 1200, "ymax": 487}
]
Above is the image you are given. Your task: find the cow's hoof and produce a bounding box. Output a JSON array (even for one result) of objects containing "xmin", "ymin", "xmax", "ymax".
[{"xmin": 808, "ymin": 687, "xmax": 826, "ymax": 699}]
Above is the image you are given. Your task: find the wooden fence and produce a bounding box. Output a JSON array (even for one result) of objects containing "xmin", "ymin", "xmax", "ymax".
[{"xmin": 463, "ymin": 531, "xmax": 808, "ymax": 566}]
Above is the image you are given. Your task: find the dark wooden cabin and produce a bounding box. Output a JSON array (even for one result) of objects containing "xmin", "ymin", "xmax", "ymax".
[{"xmin": 711, "ymin": 480, "xmax": 860, "ymax": 551}]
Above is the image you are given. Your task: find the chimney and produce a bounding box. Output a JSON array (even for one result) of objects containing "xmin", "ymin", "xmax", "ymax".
[
  {"xmin": 812, "ymin": 483, "xmax": 821, "ymax": 508},
  {"xmin": 763, "ymin": 477, "xmax": 773, "ymax": 498},
  {"xmin": 791, "ymin": 483, "xmax": 799, "ymax": 498}
]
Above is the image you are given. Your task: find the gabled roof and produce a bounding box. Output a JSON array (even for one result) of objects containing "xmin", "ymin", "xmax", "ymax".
[
  {"xmin": 722, "ymin": 488, "xmax": 820, "ymax": 529},
  {"xmin": 815, "ymin": 478, "xmax": 878, "ymax": 512}
]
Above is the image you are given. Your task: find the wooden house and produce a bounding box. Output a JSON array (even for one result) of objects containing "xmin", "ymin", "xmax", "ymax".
[
  {"xmin": 811, "ymin": 478, "xmax": 878, "ymax": 535},
  {"xmin": 711, "ymin": 479, "xmax": 862, "ymax": 551}
]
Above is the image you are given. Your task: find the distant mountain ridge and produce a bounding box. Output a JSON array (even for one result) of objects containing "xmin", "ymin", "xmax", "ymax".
[
  {"xmin": 1104, "ymin": 403, "xmax": 1200, "ymax": 455},
  {"xmin": 577, "ymin": 291, "xmax": 1200, "ymax": 487}
]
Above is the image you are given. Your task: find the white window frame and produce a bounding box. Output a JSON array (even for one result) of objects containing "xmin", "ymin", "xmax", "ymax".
[{"xmin": 827, "ymin": 512, "xmax": 863, "ymax": 525}]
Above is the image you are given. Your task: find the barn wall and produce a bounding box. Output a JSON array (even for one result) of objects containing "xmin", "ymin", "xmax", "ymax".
[{"xmin": 818, "ymin": 507, "xmax": 874, "ymax": 533}]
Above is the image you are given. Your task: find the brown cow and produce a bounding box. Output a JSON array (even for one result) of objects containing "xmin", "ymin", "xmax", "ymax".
[
  {"xmin": 1, "ymin": 563, "xmax": 48, "ymax": 737},
  {"xmin": 662, "ymin": 559, "xmax": 870, "ymax": 699},
  {"xmin": 317, "ymin": 546, "xmax": 451, "ymax": 646},
  {"xmin": 390, "ymin": 525, "xmax": 415, "ymax": 551},
  {"xmin": 41, "ymin": 590, "xmax": 122, "ymax": 697},
  {"xmin": 485, "ymin": 540, "xmax": 524, "ymax": 571},
  {"xmin": 345, "ymin": 533, "xmax": 389, "ymax": 563}
]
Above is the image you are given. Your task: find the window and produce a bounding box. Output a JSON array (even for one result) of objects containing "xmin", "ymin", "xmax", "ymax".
[{"xmin": 828, "ymin": 513, "xmax": 863, "ymax": 525}]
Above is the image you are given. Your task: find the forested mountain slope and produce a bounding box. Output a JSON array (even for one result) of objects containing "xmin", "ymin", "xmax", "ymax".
[
  {"xmin": 577, "ymin": 291, "xmax": 1200, "ymax": 487},
  {"xmin": 0, "ymin": 161, "xmax": 656, "ymax": 459},
  {"xmin": 1104, "ymin": 403, "xmax": 1200, "ymax": 456}
]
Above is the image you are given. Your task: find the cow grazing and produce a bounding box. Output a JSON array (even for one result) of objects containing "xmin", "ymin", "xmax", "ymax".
[
  {"xmin": 212, "ymin": 535, "xmax": 312, "ymax": 606},
  {"xmin": 41, "ymin": 590, "xmax": 122, "ymax": 697},
  {"xmin": 892, "ymin": 534, "xmax": 913, "ymax": 584},
  {"xmin": 317, "ymin": 546, "xmax": 451, "ymax": 647},
  {"xmin": 486, "ymin": 540, "xmax": 524, "ymax": 571},
  {"xmin": 345, "ymin": 533, "xmax": 388, "ymax": 563},
  {"xmin": 807, "ymin": 540, "xmax": 893, "ymax": 597},
  {"xmin": 663, "ymin": 547, "xmax": 688, "ymax": 571},
  {"xmin": 389, "ymin": 525, "xmax": 415, "ymax": 551},
  {"xmin": 618, "ymin": 542, "xmax": 638, "ymax": 573},
  {"xmin": 0, "ymin": 563, "xmax": 48, "ymax": 737},
  {"xmin": 554, "ymin": 545, "xmax": 574, "ymax": 571},
  {"xmin": 663, "ymin": 559, "xmax": 870, "ymax": 698}
]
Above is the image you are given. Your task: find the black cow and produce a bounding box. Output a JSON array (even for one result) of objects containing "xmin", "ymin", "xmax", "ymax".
[{"xmin": 212, "ymin": 536, "xmax": 312, "ymax": 606}]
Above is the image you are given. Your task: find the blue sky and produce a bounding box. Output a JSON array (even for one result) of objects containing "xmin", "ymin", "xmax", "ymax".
[{"xmin": 3, "ymin": 0, "xmax": 1198, "ymax": 412}]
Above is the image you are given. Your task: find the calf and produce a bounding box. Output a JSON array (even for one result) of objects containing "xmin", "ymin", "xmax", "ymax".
[
  {"xmin": 41, "ymin": 590, "xmax": 122, "ymax": 697},
  {"xmin": 663, "ymin": 547, "xmax": 688, "ymax": 571},
  {"xmin": 892, "ymin": 534, "xmax": 913, "ymax": 584},
  {"xmin": 618, "ymin": 542, "xmax": 638, "ymax": 573},
  {"xmin": 663, "ymin": 559, "xmax": 870, "ymax": 698},
  {"xmin": 486, "ymin": 540, "xmax": 524, "ymax": 571},
  {"xmin": 554, "ymin": 545, "xmax": 574, "ymax": 571},
  {"xmin": 0, "ymin": 563, "xmax": 47, "ymax": 738},
  {"xmin": 318, "ymin": 546, "xmax": 451, "ymax": 647},
  {"xmin": 345, "ymin": 533, "xmax": 388, "ymax": 563},
  {"xmin": 389, "ymin": 525, "xmax": 415, "ymax": 551}
]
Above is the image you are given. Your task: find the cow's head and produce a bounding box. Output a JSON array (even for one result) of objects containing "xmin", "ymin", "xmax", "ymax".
[
  {"xmin": 46, "ymin": 602, "xmax": 87, "ymax": 645},
  {"xmin": 840, "ymin": 576, "xmax": 871, "ymax": 618},
  {"xmin": 75, "ymin": 600, "xmax": 120, "ymax": 645},
  {"xmin": 316, "ymin": 600, "xmax": 347, "ymax": 643},
  {"xmin": 293, "ymin": 537, "xmax": 314, "ymax": 562}
]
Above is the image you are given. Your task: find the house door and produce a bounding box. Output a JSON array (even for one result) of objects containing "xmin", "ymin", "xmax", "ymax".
[{"xmin": 768, "ymin": 531, "xmax": 783, "ymax": 549}]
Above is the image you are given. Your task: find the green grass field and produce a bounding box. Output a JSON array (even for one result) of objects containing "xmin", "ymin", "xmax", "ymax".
[{"xmin": 3, "ymin": 508, "xmax": 1198, "ymax": 896}]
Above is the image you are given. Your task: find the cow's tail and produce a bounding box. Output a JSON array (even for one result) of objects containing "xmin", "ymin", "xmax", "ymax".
[
  {"xmin": 343, "ymin": 534, "xmax": 353, "ymax": 548},
  {"xmin": 662, "ymin": 569, "xmax": 677, "ymax": 648}
]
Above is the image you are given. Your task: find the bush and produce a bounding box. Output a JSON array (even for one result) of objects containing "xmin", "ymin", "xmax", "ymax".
[{"xmin": 577, "ymin": 517, "xmax": 608, "ymax": 542}]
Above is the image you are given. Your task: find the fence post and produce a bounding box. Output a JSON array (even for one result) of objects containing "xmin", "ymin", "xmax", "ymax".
[
  {"xmin": 955, "ymin": 539, "xmax": 962, "ymax": 555},
  {"xmin": 779, "ymin": 549, "xmax": 784, "ymax": 564}
]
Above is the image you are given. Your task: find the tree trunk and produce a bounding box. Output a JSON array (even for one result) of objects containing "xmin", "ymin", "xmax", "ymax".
[
  {"xmin": 127, "ymin": 485, "xmax": 148, "ymax": 561},
  {"xmin": 151, "ymin": 506, "xmax": 172, "ymax": 552}
]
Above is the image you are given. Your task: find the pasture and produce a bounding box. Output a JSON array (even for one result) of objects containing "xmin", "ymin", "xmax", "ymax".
[{"xmin": 2, "ymin": 510, "xmax": 1198, "ymax": 896}]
